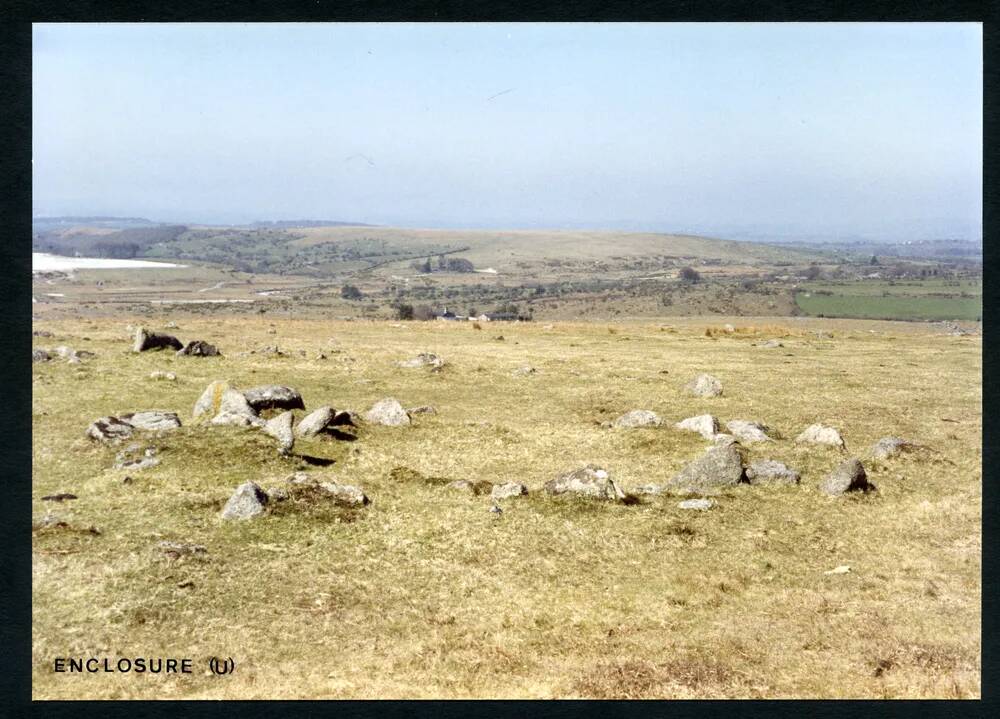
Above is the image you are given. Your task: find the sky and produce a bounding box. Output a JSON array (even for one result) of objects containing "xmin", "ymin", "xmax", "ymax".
[{"xmin": 32, "ymin": 23, "xmax": 982, "ymax": 242}]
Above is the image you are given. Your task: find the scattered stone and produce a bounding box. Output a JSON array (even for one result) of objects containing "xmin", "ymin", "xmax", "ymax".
[
  {"xmin": 85, "ymin": 416, "xmax": 135, "ymax": 444},
  {"xmin": 725, "ymin": 420, "xmax": 773, "ymax": 443},
  {"xmin": 177, "ymin": 340, "xmax": 220, "ymax": 357},
  {"xmin": 285, "ymin": 471, "xmax": 314, "ymax": 485},
  {"xmin": 512, "ymin": 366, "xmax": 537, "ymax": 377},
  {"xmin": 364, "ymin": 398, "xmax": 411, "ymax": 426},
  {"xmin": 397, "ymin": 353, "xmax": 444, "ymax": 370},
  {"xmin": 119, "ymin": 411, "xmax": 182, "ymax": 432},
  {"xmin": 870, "ymin": 437, "xmax": 917, "ymax": 460},
  {"xmin": 712, "ymin": 433, "xmax": 738, "ymax": 446},
  {"xmin": 157, "ymin": 541, "xmax": 207, "ymax": 559},
  {"xmin": 32, "ymin": 349, "xmax": 51, "ymax": 363},
  {"xmin": 295, "ymin": 406, "xmax": 335, "ymax": 438},
  {"xmin": 133, "ymin": 327, "xmax": 183, "ymax": 353},
  {"xmin": 819, "ymin": 458, "xmax": 875, "ymax": 495},
  {"xmin": 631, "ymin": 485, "xmax": 665, "ymax": 496},
  {"xmin": 824, "ymin": 565, "xmax": 852, "ymax": 575},
  {"xmin": 243, "ymin": 385, "xmax": 305, "ymax": 412},
  {"xmin": 149, "ymin": 370, "xmax": 177, "ymax": 381},
  {"xmin": 675, "ymin": 414, "xmax": 720, "ymax": 440},
  {"xmin": 268, "ymin": 487, "xmax": 290, "ymax": 502},
  {"xmin": 445, "ymin": 479, "xmax": 494, "ymax": 495},
  {"xmin": 796, "ymin": 423, "xmax": 846, "ymax": 449},
  {"xmin": 211, "ymin": 388, "xmax": 263, "ymax": 427},
  {"xmin": 612, "ymin": 410, "xmax": 662, "ymax": 429},
  {"xmin": 220, "ymin": 481, "xmax": 269, "ymax": 520},
  {"xmin": 491, "ymin": 482, "xmax": 528, "ymax": 501},
  {"xmin": 724, "ymin": 324, "xmax": 735, "ymax": 333},
  {"xmin": 678, "ymin": 498, "xmax": 715, "ymax": 510},
  {"xmin": 544, "ymin": 464, "xmax": 626, "ymax": 501},
  {"xmin": 758, "ymin": 339, "xmax": 784, "ymax": 349},
  {"xmin": 331, "ymin": 410, "xmax": 358, "ymax": 427},
  {"xmin": 407, "ymin": 405, "xmax": 437, "ymax": 415},
  {"xmin": 262, "ymin": 411, "xmax": 295, "ymax": 454},
  {"xmin": 685, "ymin": 373, "xmax": 723, "ymax": 398},
  {"xmin": 40, "ymin": 493, "xmax": 78, "ymax": 502},
  {"xmin": 745, "ymin": 460, "xmax": 800, "ymax": 485},
  {"xmin": 32, "ymin": 330, "xmax": 53, "ymax": 338},
  {"xmin": 317, "ymin": 481, "xmax": 370, "ymax": 507},
  {"xmin": 665, "ymin": 443, "xmax": 746, "ymax": 495}
]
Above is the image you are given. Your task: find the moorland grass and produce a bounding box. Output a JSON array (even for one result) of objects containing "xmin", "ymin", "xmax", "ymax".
[{"xmin": 32, "ymin": 316, "xmax": 981, "ymax": 698}]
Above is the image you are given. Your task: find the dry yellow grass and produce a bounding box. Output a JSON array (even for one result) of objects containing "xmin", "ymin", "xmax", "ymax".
[{"xmin": 32, "ymin": 316, "xmax": 981, "ymax": 699}]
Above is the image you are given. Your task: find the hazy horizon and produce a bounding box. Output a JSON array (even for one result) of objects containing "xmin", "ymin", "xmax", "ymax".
[{"xmin": 33, "ymin": 23, "xmax": 982, "ymax": 243}]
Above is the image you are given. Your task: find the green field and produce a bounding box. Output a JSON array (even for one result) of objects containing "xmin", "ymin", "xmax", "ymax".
[{"xmin": 795, "ymin": 280, "xmax": 982, "ymax": 322}]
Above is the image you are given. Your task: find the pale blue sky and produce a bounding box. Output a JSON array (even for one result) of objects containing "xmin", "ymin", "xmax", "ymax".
[{"xmin": 33, "ymin": 23, "xmax": 982, "ymax": 241}]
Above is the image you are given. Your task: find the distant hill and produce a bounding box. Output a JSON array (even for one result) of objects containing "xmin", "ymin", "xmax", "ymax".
[
  {"xmin": 32, "ymin": 216, "xmax": 161, "ymax": 232},
  {"xmin": 250, "ymin": 220, "xmax": 378, "ymax": 229}
]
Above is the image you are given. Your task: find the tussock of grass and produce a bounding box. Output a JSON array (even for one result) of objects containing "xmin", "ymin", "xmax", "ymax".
[{"xmin": 32, "ymin": 317, "xmax": 980, "ymax": 698}]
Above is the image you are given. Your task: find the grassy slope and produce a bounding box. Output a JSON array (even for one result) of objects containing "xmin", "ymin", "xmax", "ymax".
[
  {"xmin": 291, "ymin": 227, "xmax": 828, "ymax": 268},
  {"xmin": 32, "ymin": 317, "xmax": 980, "ymax": 699}
]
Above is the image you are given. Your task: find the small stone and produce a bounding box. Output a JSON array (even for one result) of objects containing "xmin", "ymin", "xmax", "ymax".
[
  {"xmin": 824, "ymin": 565, "xmax": 852, "ymax": 575},
  {"xmin": 176, "ymin": 340, "xmax": 220, "ymax": 357},
  {"xmin": 397, "ymin": 353, "xmax": 444, "ymax": 370},
  {"xmin": 149, "ymin": 370, "xmax": 177, "ymax": 381},
  {"xmin": 446, "ymin": 479, "xmax": 494, "ymax": 495},
  {"xmin": 758, "ymin": 339, "xmax": 784, "ymax": 349},
  {"xmin": 796, "ymin": 424, "xmax": 846, "ymax": 448},
  {"xmin": 612, "ymin": 410, "xmax": 662, "ymax": 428},
  {"xmin": 119, "ymin": 411, "xmax": 182, "ymax": 432},
  {"xmin": 870, "ymin": 437, "xmax": 916, "ymax": 460},
  {"xmin": 675, "ymin": 414, "xmax": 720, "ymax": 440},
  {"xmin": 407, "ymin": 405, "xmax": 437, "ymax": 415},
  {"xmin": 133, "ymin": 327, "xmax": 183, "ymax": 353},
  {"xmin": 746, "ymin": 460, "xmax": 801, "ymax": 485},
  {"xmin": 40, "ymin": 493, "xmax": 78, "ymax": 502},
  {"xmin": 685, "ymin": 373, "xmax": 723, "ymax": 398},
  {"xmin": 262, "ymin": 411, "xmax": 295, "ymax": 454},
  {"xmin": 317, "ymin": 482, "xmax": 370, "ymax": 507},
  {"xmin": 725, "ymin": 420, "xmax": 773, "ymax": 443},
  {"xmin": 512, "ymin": 366, "xmax": 537, "ymax": 377},
  {"xmin": 32, "ymin": 348, "xmax": 52, "ymax": 363},
  {"xmin": 157, "ymin": 541, "xmax": 207, "ymax": 558},
  {"xmin": 364, "ymin": 398, "xmax": 411, "ymax": 426},
  {"xmin": 295, "ymin": 406, "xmax": 335, "ymax": 438},
  {"xmin": 221, "ymin": 481, "xmax": 269, "ymax": 520},
  {"xmin": 819, "ymin": 458, "xmax": 875, "ymax": 495},
  {"xmin": 85, "ymin": 416, "xmax": 135, "ymax": 444},
  {"xmin": 678, "ymin": 498, "xmax": 715, "ymax": 510},
  {"xmin": 544, "ymin": 465, "xmax": 626, "ymax": 501},
  {"xmin": 631, "ymin": 485, "xmax": 665, "ymax": 496},
  {"xmin": 491, "ymin": 482, "xmax": 528, "ymax": 501}
]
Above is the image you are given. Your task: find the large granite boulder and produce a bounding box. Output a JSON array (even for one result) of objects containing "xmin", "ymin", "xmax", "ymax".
[
  {"xmin": 295, "ymin": 406, "xmax": 335, "ymax": 438},
  {"xmin": 243, "ymin": 385, "xmax": 305, "ymax": 412},
  {"xmin": 85, "ymin": 416, "xmax": 135, "ymax": 444},
  {"xmin": 725, "ymin": 420, "xmax": 773, "ymax": 444},
  {"xmin": 665, "ymin": 443, "xmax": 746, "ymax": 495},
  {"xmin": 177, "ymin": 340, "xmax": 220, "ymax": 357},
  {"xmin": 262, "ymin": 411, "xmax": 295, "ymax": 454}
]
